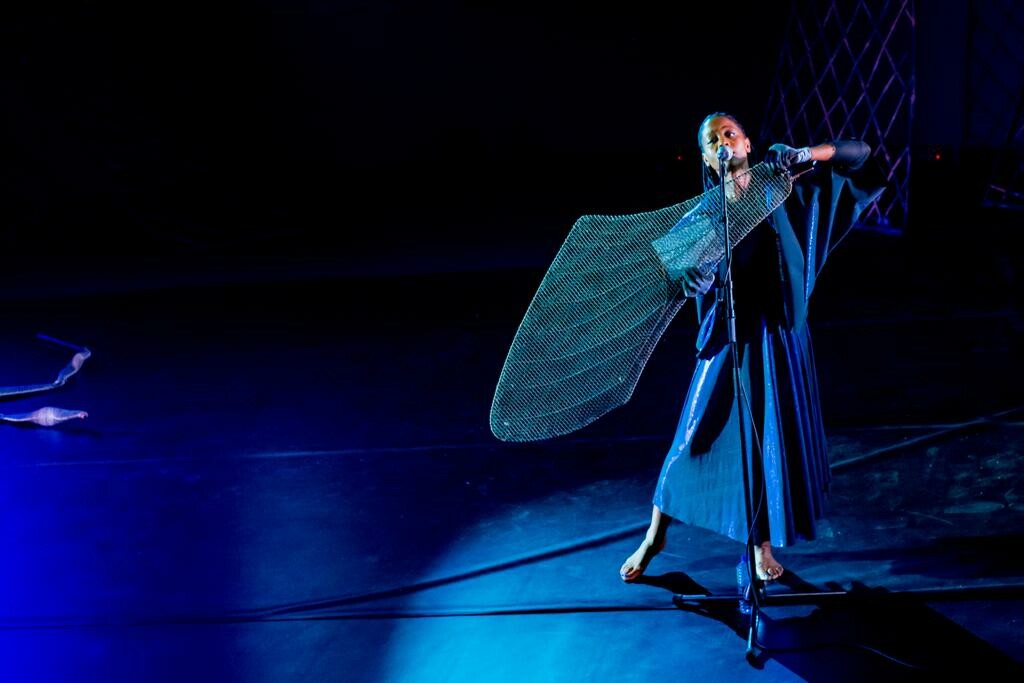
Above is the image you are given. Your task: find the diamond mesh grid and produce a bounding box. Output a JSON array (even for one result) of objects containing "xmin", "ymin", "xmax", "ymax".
[
  {"xmin": 761, "ymin": 0, "xmax": 915, "ymax": 229},
  {"xmin": 491, "ymin": 163, "xmax": 794, "ymax": 442}
]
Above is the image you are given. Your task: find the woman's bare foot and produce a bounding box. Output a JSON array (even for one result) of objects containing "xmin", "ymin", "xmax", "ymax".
[
  {"xmin": 619, "ymin": 536, "xmax": 665, "ymax": 582},
  {"xmin": 620, "ymin": 506, "xmax": 669, "ymax": 582},
  {"xmin": 753, "ymin": 541, "xmax": 784, "ymax": 581}
]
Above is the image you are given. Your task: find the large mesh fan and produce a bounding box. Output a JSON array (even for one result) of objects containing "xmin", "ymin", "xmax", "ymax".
[{"xmin": 490, "ymin": 162, "xmax": 795, "ymax": 442}]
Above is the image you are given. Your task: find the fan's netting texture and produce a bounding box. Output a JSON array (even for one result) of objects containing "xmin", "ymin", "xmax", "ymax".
[{"xmin": 491, "ymin": 163, "xmax": 795, "ymax": 442}]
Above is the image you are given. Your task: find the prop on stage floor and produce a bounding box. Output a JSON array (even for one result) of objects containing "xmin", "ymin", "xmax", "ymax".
[
  {"xmin": 490, "ymin": 162, "xmax": 793, "ymax": 442},
  {"xmin": 0, "ymin": 333, "xmax": 90, "ymax": 426}
]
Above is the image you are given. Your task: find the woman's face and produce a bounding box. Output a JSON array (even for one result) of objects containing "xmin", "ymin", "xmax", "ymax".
[{"xmin": 699, "ymin": 116, "xmax": 752, "ymax": 174}]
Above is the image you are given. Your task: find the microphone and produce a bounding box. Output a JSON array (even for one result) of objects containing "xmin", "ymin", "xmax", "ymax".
[{"xmin": 717, "ymin": 145, "xmax": 733, "ymax": 163}]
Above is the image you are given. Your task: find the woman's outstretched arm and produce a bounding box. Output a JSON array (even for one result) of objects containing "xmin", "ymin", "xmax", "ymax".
[{"xmin": 766, "ymin": 140, "xmax": 871, "ymax": 172}]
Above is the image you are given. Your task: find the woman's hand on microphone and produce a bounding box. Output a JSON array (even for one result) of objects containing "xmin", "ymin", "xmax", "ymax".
[{"xmin": 765, "ymin": 143, "xmax": 812, "ymax": 173}]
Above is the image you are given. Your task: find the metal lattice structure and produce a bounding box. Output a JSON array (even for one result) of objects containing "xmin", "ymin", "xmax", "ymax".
[
  {"xmin": 966, "ymin": 1, "xmax": 1024, "ymax": 211},
  {"xmin": 761, "ymin": 0, "xmax": 915, "ymax": 230}
]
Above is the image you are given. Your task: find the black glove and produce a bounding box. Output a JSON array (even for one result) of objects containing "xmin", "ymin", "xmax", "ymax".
[
  {"xmin": 765, "ymin": 143, "xmax": 812, "ymax": 174},
  {"xmin": 830, "ymin": 140, "xmax": 871, "ymax": 170}
]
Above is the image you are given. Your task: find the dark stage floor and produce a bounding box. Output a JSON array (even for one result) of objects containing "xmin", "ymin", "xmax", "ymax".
[{"xmin": 0, "ymin": 227, "xmax": 1022, "ymax": 681}]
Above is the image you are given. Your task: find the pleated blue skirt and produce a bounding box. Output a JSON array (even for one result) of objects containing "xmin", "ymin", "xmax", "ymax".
[{"xmin": 652, "ymin": 321, "xmax": 830, "ymax": 547}]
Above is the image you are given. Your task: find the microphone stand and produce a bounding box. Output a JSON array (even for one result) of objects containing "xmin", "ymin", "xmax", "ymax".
[
  {"xmin": 674, "ymin": 156, "xmax": 850, "ymax": 665},
  {"xmin": 716, "ymin": 151, "xmax": 766, "ymax": 658}
]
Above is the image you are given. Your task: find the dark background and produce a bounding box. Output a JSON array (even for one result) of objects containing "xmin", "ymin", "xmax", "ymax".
[
  {"xmin": 0, "ymin": 3, "xmax": 1020, "ymax": 362},
  {"xmin": 4, "ymin": 1, "xmax": 995, "ymax": 292}
]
